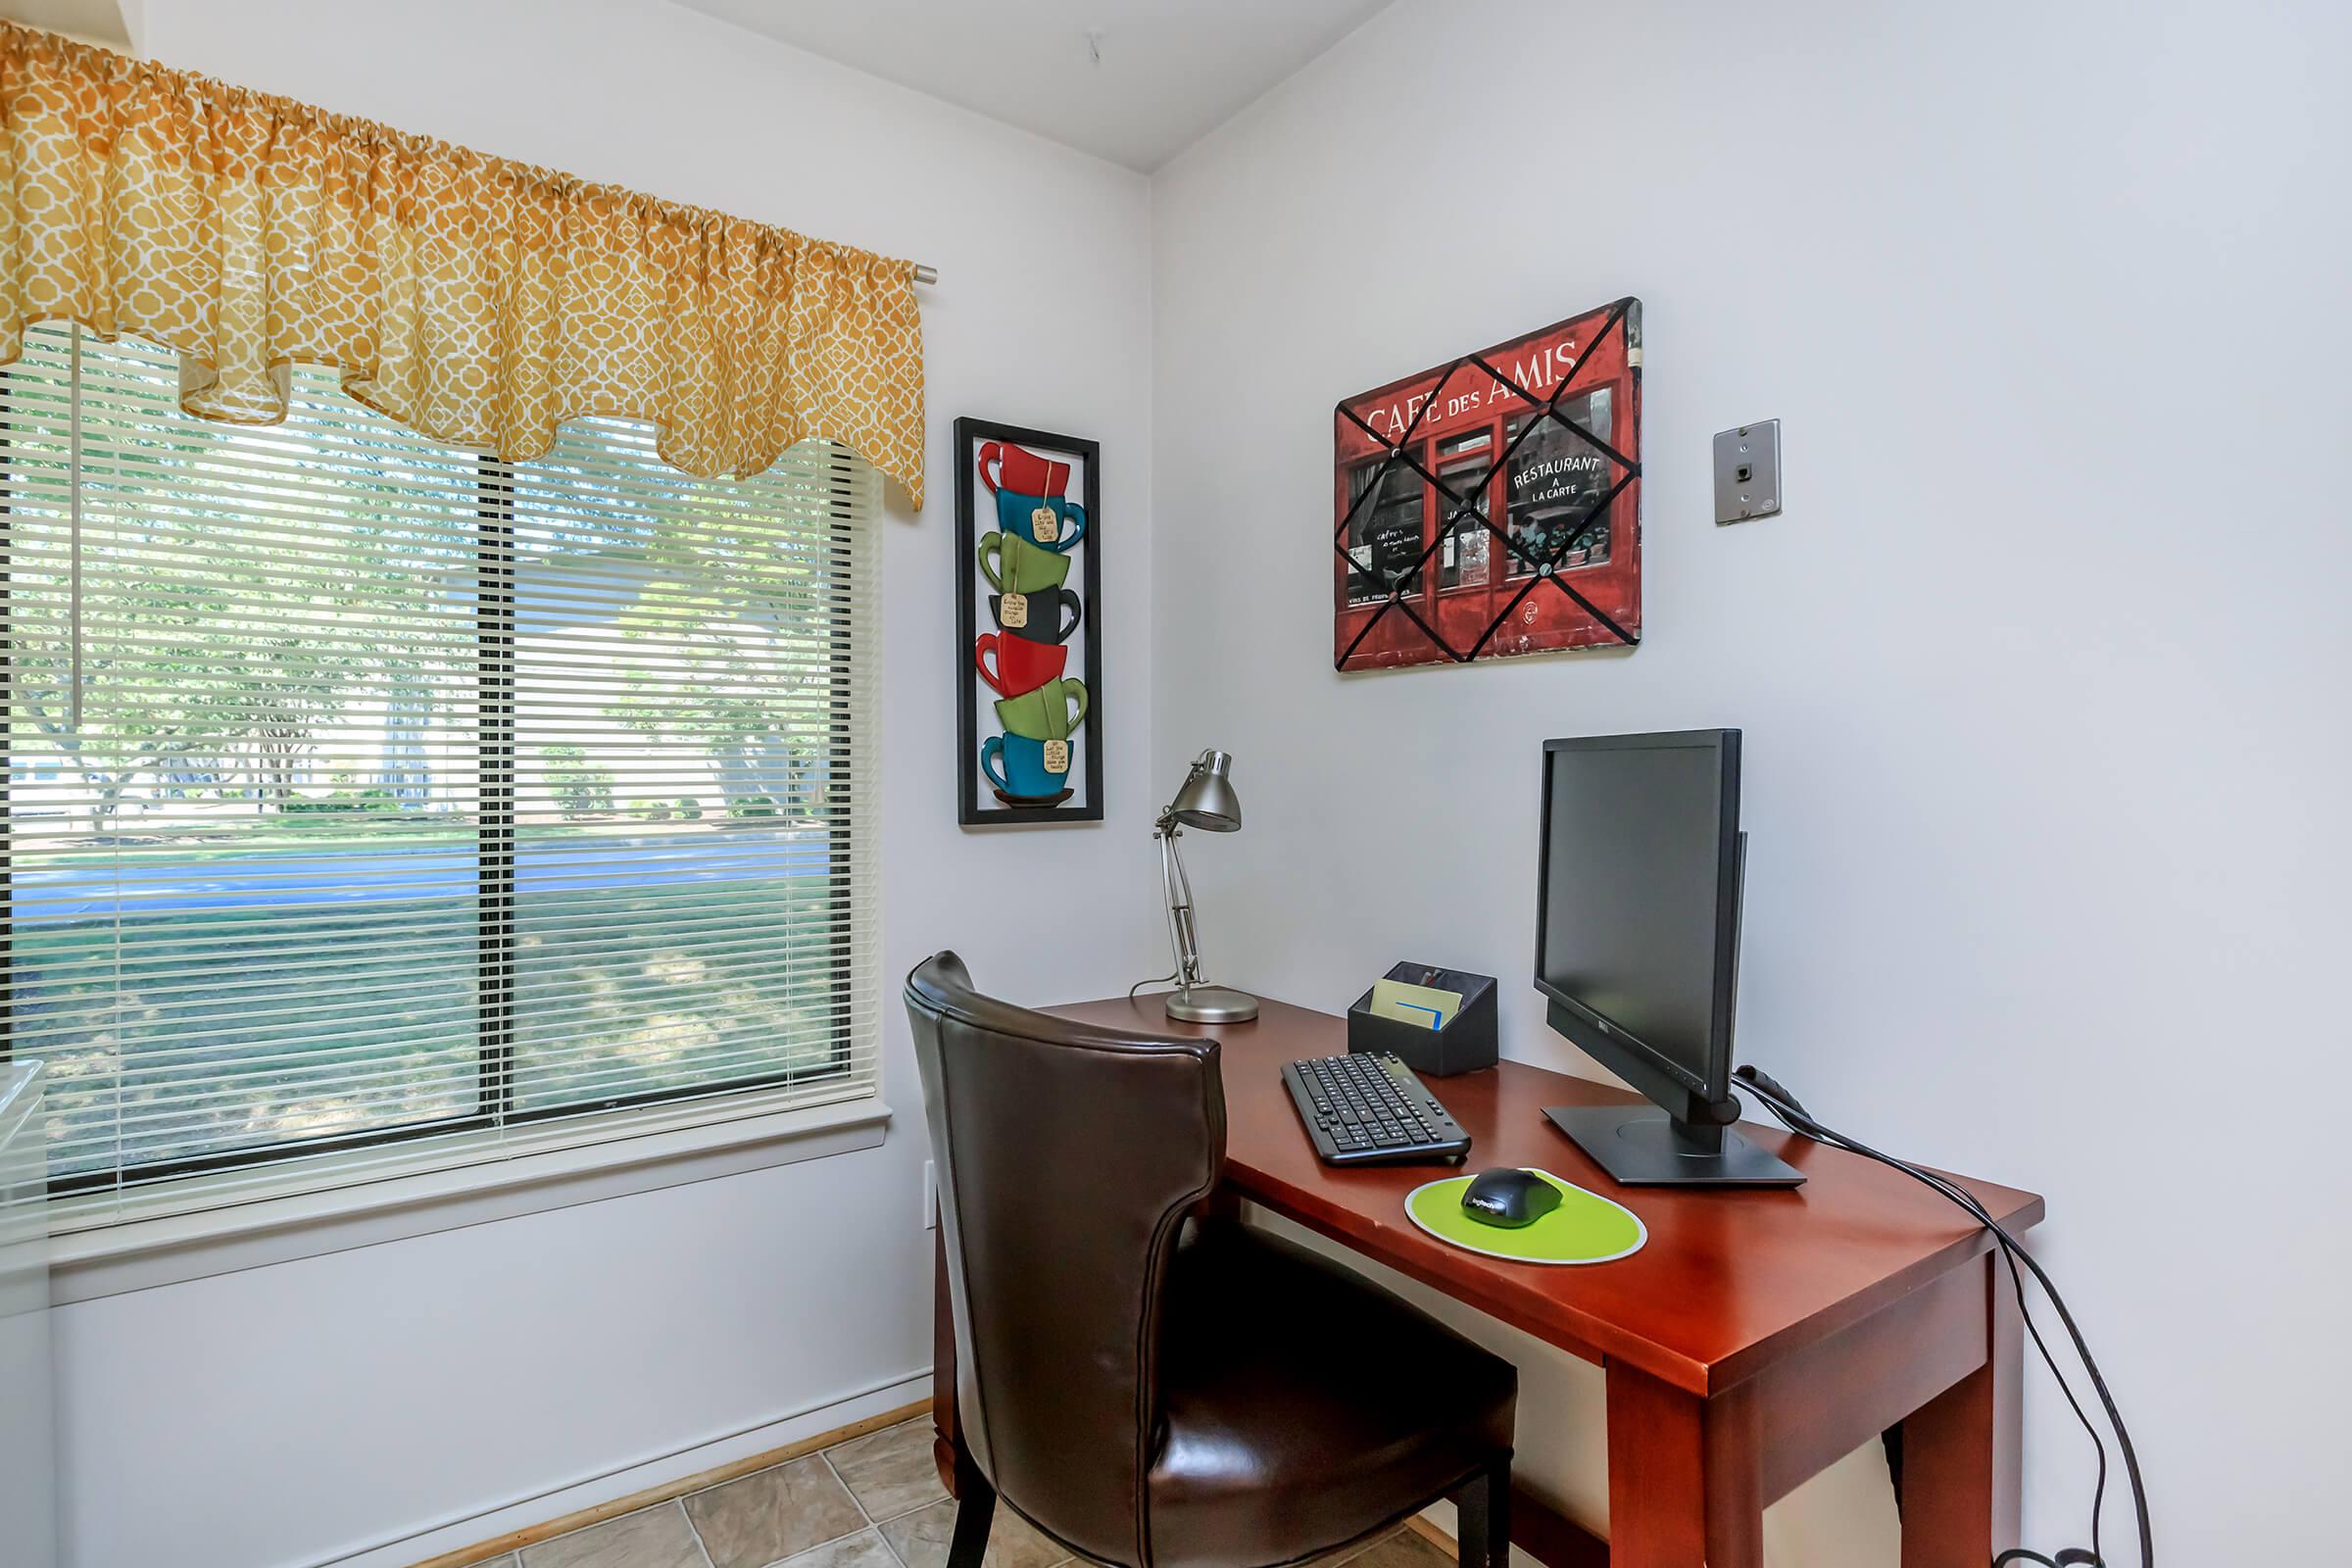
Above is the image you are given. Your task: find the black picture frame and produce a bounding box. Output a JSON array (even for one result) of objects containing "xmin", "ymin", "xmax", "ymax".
[{"xmin": 955, "ymin": 417, "xmax": 1103, "ymax": 826}]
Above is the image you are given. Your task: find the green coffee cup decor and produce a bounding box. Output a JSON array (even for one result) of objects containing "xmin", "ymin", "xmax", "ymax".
[
  {"xmin": 994, "ymin": 677, "xmax": 1088, "ymax": 743},
  {"xmin": 978, "ymin": 530, "xmax": 1072, "ymax": 595}
]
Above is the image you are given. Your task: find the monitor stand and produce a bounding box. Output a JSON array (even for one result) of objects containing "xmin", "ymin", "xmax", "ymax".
[{"xmin": 1543, "ymin": 1105, "xmax": 1806, "ymax": 1187}]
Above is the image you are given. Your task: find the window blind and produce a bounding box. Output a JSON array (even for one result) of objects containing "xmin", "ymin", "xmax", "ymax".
[{"xmin": 1, "ymin": 324, "xmax": 880, "ymax": 1230}]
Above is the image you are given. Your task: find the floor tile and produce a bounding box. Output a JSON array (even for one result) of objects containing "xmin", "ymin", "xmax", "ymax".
[
  {"xmin": 825, "ymin": 1421, "xmax": 948, "ymax": 1523},
  {"xmin": 780, "ymin": 1528, "xmax": 900, "ymax": 1568},
  {"xmin": 521, "ymin": 1504, "xmax": 706, "ymax": 1568},
  {"xmin": 879, "ymin": 1496, "xmax": 1065, "ymax": 1568},
  {"xmin": 1347, "ymin": 1527, "xmax": 1455, "ymax": 1568},
  {"xmin": 1293, "ymin": 1523, "xmax": 1403, "ymax": 1568},
  {"xmin": 687, "ymin": 1455, "xmax": 868, "ymax": 1568}
]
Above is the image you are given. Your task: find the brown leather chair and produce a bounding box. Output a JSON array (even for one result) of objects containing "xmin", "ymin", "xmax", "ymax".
[{"xmin": 906, "ymin": 953, "xmax": 1516, "ymax": 1568}]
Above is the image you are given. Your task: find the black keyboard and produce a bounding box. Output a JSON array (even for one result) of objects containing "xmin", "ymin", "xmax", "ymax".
[{"xmin": 1282, "ymin": 1052, "xmax": 1472, "ymax": 1166}]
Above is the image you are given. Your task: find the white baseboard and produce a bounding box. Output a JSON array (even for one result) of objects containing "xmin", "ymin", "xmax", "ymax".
[{"xmin": 288, "ymin": 1369, "xmax": 932, "ymax": 1568}]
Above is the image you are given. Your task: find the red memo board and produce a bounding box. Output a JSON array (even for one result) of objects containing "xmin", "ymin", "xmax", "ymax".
[{"xmin": 1334, "ymin": 298, "xmax": 1642, "ymax": 670}]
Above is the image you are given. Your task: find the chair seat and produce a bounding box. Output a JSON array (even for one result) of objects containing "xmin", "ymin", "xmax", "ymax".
[{"xmin": 1146, "ymin": 1219, "xmax": 1516, "ymax": 1568}]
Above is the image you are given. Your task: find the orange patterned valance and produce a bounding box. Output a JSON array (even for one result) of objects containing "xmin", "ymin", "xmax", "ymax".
[{"xmin": 0, "ymin": 24, "xmax": 928, "ymax": 503}]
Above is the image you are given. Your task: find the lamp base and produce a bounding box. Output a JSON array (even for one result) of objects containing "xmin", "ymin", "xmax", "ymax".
[{"xmin": 1165, "ymin": 985, "xmax": 1259, "ymax": 1024}]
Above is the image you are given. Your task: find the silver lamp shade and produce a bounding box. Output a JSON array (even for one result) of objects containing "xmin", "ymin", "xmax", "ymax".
[{"xmin": 1169, "ymin": 750, "xmax": 1241, "ymax": 831}]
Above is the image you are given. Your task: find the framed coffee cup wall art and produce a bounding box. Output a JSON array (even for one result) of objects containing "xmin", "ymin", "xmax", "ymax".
[
  {"xmin": 1334, "ymin": 297, "xmax": 1643, "ymax": 671},
  {"xmin": 956, "ymin": 418, "xmax": 1103, "ymax": 824}
]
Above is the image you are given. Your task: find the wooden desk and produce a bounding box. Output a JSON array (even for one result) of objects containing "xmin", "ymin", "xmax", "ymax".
[{"xmin": 932, "ymin": 998, "xmax": 2041, "ymax": 1568}]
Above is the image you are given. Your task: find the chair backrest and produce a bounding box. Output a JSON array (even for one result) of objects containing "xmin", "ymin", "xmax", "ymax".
[{"xmin": 905, "ymin": 953, "xmax": 1223, "ymax": 1568}]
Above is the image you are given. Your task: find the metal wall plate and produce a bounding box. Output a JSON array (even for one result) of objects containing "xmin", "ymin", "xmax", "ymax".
[{"xmin": 1712, "ymin": 420, "xmax": 1781, "ymax": 524}]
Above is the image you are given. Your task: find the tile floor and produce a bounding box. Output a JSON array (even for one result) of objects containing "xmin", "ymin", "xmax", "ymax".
[{"xmin": 503, "ymin": 1418, "xmax": 1455, "ymax": 1568}]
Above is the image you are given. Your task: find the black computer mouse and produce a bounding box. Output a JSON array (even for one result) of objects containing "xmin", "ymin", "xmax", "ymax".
[{"xmin": 1460, "ymin": 1167, "xmax": 1561, "ymax": 1229}]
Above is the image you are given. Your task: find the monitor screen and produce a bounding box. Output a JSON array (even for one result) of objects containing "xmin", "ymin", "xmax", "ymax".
[{"xmin": 1538, "ymin": 732, "xmax": 1739, "ymax": 1089}]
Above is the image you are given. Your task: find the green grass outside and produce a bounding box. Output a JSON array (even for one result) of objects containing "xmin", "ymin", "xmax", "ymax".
[{"xmin": 15, "ymin": 876, "xmax": 847, "ymax": 1182}]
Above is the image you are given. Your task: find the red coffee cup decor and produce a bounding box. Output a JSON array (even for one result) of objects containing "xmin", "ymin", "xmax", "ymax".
[
  {"xmin": 976, "ymin": 440, "xmax": 1072, "ymax": 499},
  {"xmin": 957, "ymin": 420, "xmax": 1102, "ymax": 824},
  {"xmin": 974, "ymin": 631, "xmax": 1067, "ymax": 698}
]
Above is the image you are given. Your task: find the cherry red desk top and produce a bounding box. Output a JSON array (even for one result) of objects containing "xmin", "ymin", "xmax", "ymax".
[{"xmin": 1050, "ymin": 996, "xmax": 2043, "ymax": 1397}]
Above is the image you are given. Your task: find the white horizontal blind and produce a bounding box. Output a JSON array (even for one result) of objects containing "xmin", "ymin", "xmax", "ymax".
[{"xmin": 1, "ymin": 324, "xmax": 880, "ymax": 1229}]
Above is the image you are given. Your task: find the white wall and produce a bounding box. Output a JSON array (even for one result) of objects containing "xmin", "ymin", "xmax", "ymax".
[
  {"xmin": 57, "ymin": 5, "xmax": 1161, "ymax": 1567},
  {"xmin": 2, "ymin": 1068, "xmax": 58, "ymax": 1568},
  {"xmin": 1150, "ymin": 1, "xmax": 2351, "ymax": 1562}
]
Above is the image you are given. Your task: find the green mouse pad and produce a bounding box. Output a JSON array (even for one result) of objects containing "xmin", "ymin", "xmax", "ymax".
[{"xmin": 1403, "ymin": 1169, "xmax": 1646, "ymax": 1264}]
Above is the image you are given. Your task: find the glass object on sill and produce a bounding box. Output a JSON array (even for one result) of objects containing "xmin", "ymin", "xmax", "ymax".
[
  {"xmin": 1505, "ymin": 388, "xmax": 1615, "ymax": 577},
  {"xmin": 1344, "ymin": 458, "xmax": 1426, "ymax": 608}
]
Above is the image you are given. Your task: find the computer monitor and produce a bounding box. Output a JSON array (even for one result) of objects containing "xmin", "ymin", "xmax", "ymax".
[{"xmin": 1535, "ymin": 730, "xmax": 1802, "ymax": 1186}]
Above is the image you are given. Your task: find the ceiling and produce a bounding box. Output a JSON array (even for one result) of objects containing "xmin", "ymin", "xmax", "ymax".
[
  {"xmin": 0, "ymin": 1, "xmax": 1392, "ymax": 173},
  {"xmin": 673, "ymin": 0, "xmax": 1393, "ymax": 172},
  {"xmin": 1, "ymin": 0, "xmax": 128, "ymax": 45}
]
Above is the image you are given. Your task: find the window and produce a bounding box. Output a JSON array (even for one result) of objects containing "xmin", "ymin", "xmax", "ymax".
[
  {"xmin": 1344, "ymin": 459, "xmax": 1425, "ymax": 607},
  {"xmin": 1504, "ymin": 392, "xmax": 1615, "ymax": 576},
  {"xmin": 1435, "ymin": 429, "xmax": 1495, "ymax": 592},
  {"xmin": 2, "ymin": 325, "xmax": 879, "ymax": 1227}
]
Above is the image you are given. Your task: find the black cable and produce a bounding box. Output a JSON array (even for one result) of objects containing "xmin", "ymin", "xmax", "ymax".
[
  {"xmin": 1730, "ymin": 1065, "xmax": 2152, "ymax": 1568},
  {"xmin": 1741, "ymin": 1084, "xmax": 2123, "ymax": 1566},
  {"xmin": 1737, "ymin": 1072, "xmax": 2145, "ymax": 1568},
  {"xmin": 1740, "ymin": 1084, "xmax": 2114, "ymax": 1560},
  {"xmin": 1745, "ymin": 1104, "xmax": 2110, "ymax": 1564}
]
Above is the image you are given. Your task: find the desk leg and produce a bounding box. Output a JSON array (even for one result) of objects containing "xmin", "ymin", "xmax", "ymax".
[
  {"xmin": 1604, "ymin": 1361, "xmax": 1764, "ymax": 1568},
  {"xmin": 1897, "ymin": 1253, "xmax": 2024, "ymax": 1567}
]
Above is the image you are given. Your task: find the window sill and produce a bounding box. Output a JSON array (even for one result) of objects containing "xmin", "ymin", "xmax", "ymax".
[{"xmin": 50, "ymin": 1094, "xmax": 892, "ymax": 1302}]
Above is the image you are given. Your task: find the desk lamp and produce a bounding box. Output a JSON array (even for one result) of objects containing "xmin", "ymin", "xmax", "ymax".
[{"xmin": 1154, "ymin": 750, "xmax": 1258, "ymax": 1023}]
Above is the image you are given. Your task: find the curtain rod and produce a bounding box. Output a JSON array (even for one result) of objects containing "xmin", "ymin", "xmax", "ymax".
[{"xmin": 915, "ymin": 264, "xmax": 938, "ymax": 284}]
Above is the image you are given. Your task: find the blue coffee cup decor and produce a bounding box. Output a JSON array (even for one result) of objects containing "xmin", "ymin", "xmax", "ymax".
[
  {"xmin": 980, "ymin": 732, "xmax": 1073, "ymax": 800},
  {"xmin": 995, "ymin": 488, "xmax": 1088, "ymax": 553}
]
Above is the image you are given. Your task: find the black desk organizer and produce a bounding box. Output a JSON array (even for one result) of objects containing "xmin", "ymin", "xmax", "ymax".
[{"xmin": 1346, "ymin": 962, "xmax": 1498, "ymax": 1077}]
